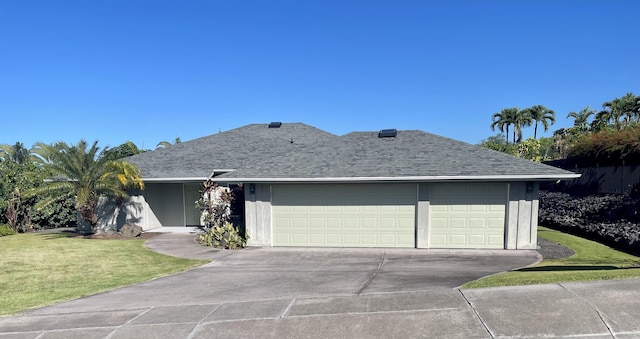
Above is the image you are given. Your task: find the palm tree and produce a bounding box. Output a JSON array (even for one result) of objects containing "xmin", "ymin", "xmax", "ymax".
[
  {"xmin": 522, "ymin": 105, "xmax": 555, "ymax": 139},
  {"xmin": 0, "ymin": 142, "xmax": 33, "ymax": 165},
  {"xmin": 619, "ymin": 92, "xmax": 638, "ymax": 127},
  {"xmin": 491, "ymin": 108, "xmax": 518, "ymax": 144},
  {"xmin": 512, "ymin": 108, "xmax": 532, "ymax": 143},
  {"xmin": 27, "ymin": 140, "xmax": 144, "ymax": 234},
  {"xmin": 156, "ymin": 137, "xmax": 181, "ymax": 149},
  {"xmin": 567, "ymin": 106, "xmax": 595, "ymax": 132},
  {"xmin": 597, "ymin": 96, "xmax": 627, "ymax": 130}
]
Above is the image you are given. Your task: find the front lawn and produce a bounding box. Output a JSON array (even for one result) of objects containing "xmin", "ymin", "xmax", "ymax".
[
  {"xmin": 0, "ymin": 232, "xmax": 207, "ymax": 315},
  {"xmin": 463, "ymin": 227, "xmax": 640, "ymax": 288}
]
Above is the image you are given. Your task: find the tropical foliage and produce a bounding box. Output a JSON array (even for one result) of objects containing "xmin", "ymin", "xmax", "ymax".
[
  {"xmin": 196, "ymin": 180, "xmax": 248, "ymax": 249},
  {"xmin": 26, "ymin": 140, "xmax": 144, "ymax": 234},
  {"xmin": 566, "ymin": 126, "xmax": 640, "ymax": 166},
  {"xmin": 567, "ymin": 106, "xmax": 595, "ymax": 132},
  {"xmin": 485, "ymin": 92, "xmax": 640, "ymax": 163},
  {"xmin": 101, "ymin": 141, "xmax": 145, "ymax": 161},
  {"xmin": 156, "ymin": 137, "xmax": 181, "ymax": 149},
  {"xmin": 522, "ymin": 105, "xmax": 555, "ymax": 139},
  {"xmin": 0, "ymin": 137, "xmax": 172, "ymax": 234}
]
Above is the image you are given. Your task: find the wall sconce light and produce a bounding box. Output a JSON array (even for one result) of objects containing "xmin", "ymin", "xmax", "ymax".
[
  {"xmin": 249, "ymin": 183, "xmax": 256, "ymax": 194},
  {"xmin": 526, "ymin": 182, "xmax": 533, "ymax": 194}
]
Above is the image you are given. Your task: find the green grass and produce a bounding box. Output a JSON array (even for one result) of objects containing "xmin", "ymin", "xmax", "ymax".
[
  {"xmin": 0, "ymin": 232, "xmax": 208, "ymax": 315},
  {"xmin": 463, "ymin": 227, "xmax": 640, "ymax": 288}
]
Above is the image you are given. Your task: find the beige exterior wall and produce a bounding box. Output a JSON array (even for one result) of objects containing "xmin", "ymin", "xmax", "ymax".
[
  {"xmin": 505, "ymin": 182, "xmax": 539, "ymax": 249},
  {"xmin": 244, "ymin": 183, "xmax": 272, "ymax": 246},
  {"xmin": 97, "ymin": 182, "xmax": 208, "ymax": 231},
  {"xmin": 95, "ymin": 180, "xmax": 540, "ymax": 248},
  {"xmin": 95, "ymin": 194, "xmax": 163, "ymax": 232}
]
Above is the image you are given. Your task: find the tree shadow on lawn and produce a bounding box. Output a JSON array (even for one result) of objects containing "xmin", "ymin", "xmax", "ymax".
[
  {"xmin": 39, "ymin": 234, "xmax": 73, "ymax": 240},
  {"xmin": 518, "ymin": 265, "xmax": 638, "ymax": 272}
]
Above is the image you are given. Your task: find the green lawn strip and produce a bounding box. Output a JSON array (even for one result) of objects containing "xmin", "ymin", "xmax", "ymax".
[
  {"xmin": 0, "ymin": 233, "xmax": 208, "ymax": 315},
  {"xmin": 463, "ymin": 227, "xmax": 640, "ymax": 288}
]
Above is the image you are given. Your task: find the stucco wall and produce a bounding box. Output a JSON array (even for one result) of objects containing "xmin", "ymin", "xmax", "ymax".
[
  {"xmin": 505, "ymin": 182, "xmax": 539, "ymax": 249},
  {"xmin": 244, "ymin": 183, "xmax": 272, "ymax": 246},
  {"xmin": 95, "ymin": 194, "xmax": 163, "ymax": 232}
]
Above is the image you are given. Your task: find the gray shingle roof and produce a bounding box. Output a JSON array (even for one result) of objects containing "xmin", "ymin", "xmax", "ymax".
[
  {"xmin": 126, "ymin": 123, "xmax": 578, "ymax": 182},
  {"xmin": 125, "ymin": 123, "xmax": 337, "ymax": 180}
]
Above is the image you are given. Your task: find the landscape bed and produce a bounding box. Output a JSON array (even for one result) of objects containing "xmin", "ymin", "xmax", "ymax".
[{"xmin": 539, "ymin": 190, "xmax": 640, "ymax": 255}]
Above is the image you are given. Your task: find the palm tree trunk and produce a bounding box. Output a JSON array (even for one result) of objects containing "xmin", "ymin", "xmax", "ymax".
[
  {"xmin": 77, "ymin": 199, "xmax": 99, "ymax": 234},
  {"xmin": 534, "ymin": 123, "xmax": 538, "ymax": 139}
]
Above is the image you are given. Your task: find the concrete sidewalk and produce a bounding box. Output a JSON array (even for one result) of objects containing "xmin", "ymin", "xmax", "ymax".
[{"xmin": 1, "ymin": 234, "xmax": 639, "ymax": 338}]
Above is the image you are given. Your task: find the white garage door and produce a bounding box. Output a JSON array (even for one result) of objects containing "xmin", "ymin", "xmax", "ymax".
[
  {"xmin": 429, "ymin": 183, "xmax": 507, "ymax": 249},
  {"xmin": 272, "ymin": 184, "xmax": 416, "ymax": 247}
]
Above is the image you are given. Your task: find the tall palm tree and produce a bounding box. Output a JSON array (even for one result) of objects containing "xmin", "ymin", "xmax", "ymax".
[
  {"xmin": 491, "ymin": 108, "xmax": 519, "ymax": 144},
  {"xmin": 598, "ymin": 97, "xmax": 626, "ymax": 130},
  {"xmin": 512, "ymin": 108, "xmax": 533, "ymax": 143},
  {"xmin": 567, "ymin": 106, "xmax": 595, "ymax": 132},
  {"xmin": 27, "ymin": 140, "xmax": 144, "ymax": 234},
  {"xmin": 619, "ymin": 92, "xmax": 638, "ymax": 127},
  {"xmin": 522, "ymin": 105, "xmax": 555, "ymax": 139}
]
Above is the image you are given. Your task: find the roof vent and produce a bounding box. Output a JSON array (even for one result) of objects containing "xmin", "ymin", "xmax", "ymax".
[
  {"xmin": 268, "ymin": 122, "xmax": 282, "ymax": 128},
  {"xmin": 378, "ymin": 128, "xmax": 397, "ymax": 138}
]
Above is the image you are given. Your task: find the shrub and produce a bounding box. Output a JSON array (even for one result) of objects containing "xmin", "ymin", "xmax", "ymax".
[
  {"xmin": 538, "ymin": 191, "xmax": 640, "ymax": 254},
  {"xmin": 196, "ymin": 180, "xmax": 249, "ymax": 249},
  {"xmin": 567, "ymin": 126, "xmax": 640, "ymax": 166},
  {"xmin": 199, "ymin": 221, "xmax": 248, "ymax": 249},
  {"xmin": 30, "ymin": 196, "xmax": 76, "ymax": 229},
  {"xmin": 0, "ymin": 224, "xmax": 16, "ymax": 236}
]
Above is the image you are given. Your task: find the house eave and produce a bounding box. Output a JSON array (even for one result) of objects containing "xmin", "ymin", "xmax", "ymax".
[
  {"xmin": 142, "ymin": 177, "xmax": 209, "ymax": 183},
  {"xmin": 213, "ymin": 174, "xmax": 582, "ymax": 183}
]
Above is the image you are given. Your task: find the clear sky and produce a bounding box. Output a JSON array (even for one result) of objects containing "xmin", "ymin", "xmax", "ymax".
[{"xmin": 1, "ymin": 0, "xmax": 638, "ymax": 150}]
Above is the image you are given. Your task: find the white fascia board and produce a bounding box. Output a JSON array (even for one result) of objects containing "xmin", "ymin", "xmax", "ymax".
[
  {"xmin": 215, "ymin": 173, "xmax": 582, "ymax": 183},
  {"xmin": 141, "ymin": 177, "xmax": 209, "ymax": 183}
]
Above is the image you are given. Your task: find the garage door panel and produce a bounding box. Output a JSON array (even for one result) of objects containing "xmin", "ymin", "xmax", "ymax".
[
  {"xmin": 309, "ymin": 234, "xmax": 325, "ymax": 244},
  {"xmin": 469, "ymin": 218, "xmax": 486, "ymax": 228},
  {"xmin": 326, "ymin": 218, "xmax": 341, "ymax": 228},
  {"xmin": 450, "ymin": 235, "xmax": 466, "ymax": 246},
  {"xmin": 309, "ymin": 218, "xmax": 324, "ymax": 227},
  {"xmin": 489, "ymin": 218, "xmax": 505, "ymax": 228},
  {"xmin": 430, "ymin": 235, "xmax": 446, "ymax": 247},
  {"xmin": 488, "ymin": 235, "xmax": 504, "ymax": 245},
  {"xmin": 450, "ymin": 218, "xmax": 466, "ymax": 228},
  {"xmin": 273, "ymin": 184, "xmax": 416, "ymax": 247},
  {"xmin": 431, "ymin": 217, "xmax": 447, "ymax": 228},
  {"xmin": 344, "ymin": 234, "xmax": 359, "ymax": 244},
  {"xmin": 469, "ymin": 235, "xmax": 487, "ymax": 246},
  {"xmin": 430, "ymin": 183, "xmax": 507, "ymax": 249}
]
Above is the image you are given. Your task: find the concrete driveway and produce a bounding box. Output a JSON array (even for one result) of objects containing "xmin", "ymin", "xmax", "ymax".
[
  {"xmin": 23, "ymin": 244, "xmax": 540, "ymax": 314},
  {"xmin": 2, "ymin": 234, "xmax": 640, "ymax": 338}
]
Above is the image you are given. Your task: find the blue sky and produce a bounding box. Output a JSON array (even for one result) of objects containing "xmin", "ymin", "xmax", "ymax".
[{"xmin": 1, "ymin": 0, "xmax": 638, "ymax": 150}]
